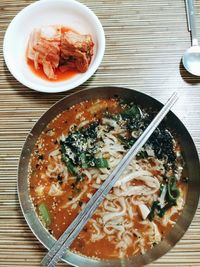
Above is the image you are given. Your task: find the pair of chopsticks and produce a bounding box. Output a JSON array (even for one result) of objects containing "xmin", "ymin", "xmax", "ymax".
[{"xmin": 41, "ymin": 92, "xmax": 179, "ymax": 267}]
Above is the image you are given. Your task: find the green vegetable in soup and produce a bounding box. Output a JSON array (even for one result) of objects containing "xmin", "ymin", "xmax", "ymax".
[
  {"xmin": 148, "ymin": 176, "xmax": 180, "ymax": 221},
  {"xmin": 148, "ymin": 201, "xmax": 159, "ymax": 221},
  {"xmin": 167, "ymin": 176, "xmax": 180, "ymax": 202},
  {"xmin": 79, "ymin": 153, "xmax": 89, "ymax": 169},
  {"xmin": 121, "ymin": 105, "xmax": 141, "ymax": 120},
  {"xmin": 60, "ymin": 122, "xmax": 109, "ymax": 181},
  {"xmin": 95, "ymin": 158, "xmax": 109, "ymax": 168},
  {"xmin": 67, "ymin": 161, "xmax": 78, "ymax": 175},
  {"xmin": 136, "ymin": 150, "xmax": 148, "ymax": 159},
  {"xmin": 38, "ymin": 202, "xmax": 51, "ymax": 226}
]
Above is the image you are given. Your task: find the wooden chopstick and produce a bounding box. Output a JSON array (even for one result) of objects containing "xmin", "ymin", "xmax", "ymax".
[{"xmin": 41, "ymin": 92, "xmax": 179, "ymax": 267}]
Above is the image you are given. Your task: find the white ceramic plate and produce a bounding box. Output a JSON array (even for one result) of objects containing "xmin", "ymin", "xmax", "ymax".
[{"xmin": 3, "ymin": 0, "xmax": 105, "ymax": 93}]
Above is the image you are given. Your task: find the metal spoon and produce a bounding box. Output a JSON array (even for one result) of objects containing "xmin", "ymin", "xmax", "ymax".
[{"xmin": 182, "ymin": 0, "xmax": 200, "ymax": 76}]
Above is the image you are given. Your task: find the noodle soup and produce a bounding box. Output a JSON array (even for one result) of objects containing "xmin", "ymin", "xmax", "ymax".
[{"xmin": 29, "ymin": 98, "xmax": 188, "ymax": 259}]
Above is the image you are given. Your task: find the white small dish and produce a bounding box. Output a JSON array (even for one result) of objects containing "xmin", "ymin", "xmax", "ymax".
[{"xmin": 3, "ymin": 0, "xmax": 105, "ymax": 93}]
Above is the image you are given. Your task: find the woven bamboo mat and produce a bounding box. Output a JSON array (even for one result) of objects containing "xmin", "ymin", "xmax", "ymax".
[{"xmin": 0, "ymin": 0, "xmax": 200, "ymax": 266}]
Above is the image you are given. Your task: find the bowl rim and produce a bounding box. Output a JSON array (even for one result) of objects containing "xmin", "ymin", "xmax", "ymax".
[
  {"xmin": 17, "ymin": 86, "xmax": 200, "ymax": 267},
  {"xmin": 3, "ymin": 0, "xmax": 105, "ymax": 93}
]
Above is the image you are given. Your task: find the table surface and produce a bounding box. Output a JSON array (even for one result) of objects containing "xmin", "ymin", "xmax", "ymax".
[{"xmin": 0, "ymin": 0, "xmax": 200, "ymax": 266}]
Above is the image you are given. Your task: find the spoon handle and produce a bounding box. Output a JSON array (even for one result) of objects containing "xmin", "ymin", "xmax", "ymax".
[{"xmin": 185, "ymin": 0, "xmax": 198, "ymax": 46}]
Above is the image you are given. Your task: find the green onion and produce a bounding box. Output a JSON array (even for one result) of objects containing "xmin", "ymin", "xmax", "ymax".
[
  {"xmin": 148, "ymin": 177, "xmax": 180, "ymax": 221},
  {"xmin": 60, "ymin": 142, "xmax": 68, "ymax": 165},
  {"xmin": 76, "ymin": 174, "xmax": 84, "ymax": 183},
  {"xmin": 122, "ymin": 105, "xmax": 141, "ymax": 119},
  {"xmin": 167, "ymin": 176, "xmax": 180, "ymax": 202},
  {"xmin": 38, "ymin": 203, "xmax": 51, "ymax": 226},
  {"xmin": 79, "ymin": 201, "xmax": 83, "ymax": 207},
  {"xmin": 128, "ymin": 138, "xmax": 136, "ymax": 147},
  {"xmin": 117, "ymin": 135, "xmax": 136, "ymax": 149},
  {"xmin": 67, "ymin": 161, "xmax": 77, "ymax": 175},
  {"xmin": 95, "ymin": 158, "xmax": 109, "ymax": 168},
  {"xmin": 79, "ymin": 153, "xmax": 89, "ymax": 169},
  {"xmin": 136, "ymin": 150, "xmax": 148, "ymax": 159},
  {"xmin": 148, "ymin": 201, "xmax": 159, "ymax": 221}
]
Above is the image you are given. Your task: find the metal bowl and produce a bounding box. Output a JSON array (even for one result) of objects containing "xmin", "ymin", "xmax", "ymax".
[{"xmin": 18, "ymin": 87, "xmax": 200, "ymax": 267}]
